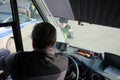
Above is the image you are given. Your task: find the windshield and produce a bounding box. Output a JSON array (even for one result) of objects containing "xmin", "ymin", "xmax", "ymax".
[
  {"xmin": 43, "ymin": 0, "xmax": 120, "ymax": 56},
  {"xmin": 55, "ymin": 17, "xmax": 120, "ymax": 55},
  {"xmin": 0, "ymin": 0, "xmax": 120, "ymax": 56}
]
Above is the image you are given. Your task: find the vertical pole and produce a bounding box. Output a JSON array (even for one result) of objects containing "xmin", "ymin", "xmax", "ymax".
[{"xmin": 10, "ymin": 0, "xmax": 24, "ymax": 52}]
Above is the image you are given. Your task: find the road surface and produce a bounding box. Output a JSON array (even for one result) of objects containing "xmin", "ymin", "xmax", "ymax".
[{"xmin": 68, "ymin": 20, "xmax": 120, "ymax": 55}]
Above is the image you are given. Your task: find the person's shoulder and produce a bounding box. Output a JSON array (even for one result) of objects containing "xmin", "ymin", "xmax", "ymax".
[
  {"xmin": 56, "ymin": 53, "xmax": 68, "ymax": 61},
  {"xmin": 13, "ymin": 51, "xmax": 34, "ymax": 65},
  {"xmin": 14, "ymin": 51, "xmax": 33, "ymax": 58}
]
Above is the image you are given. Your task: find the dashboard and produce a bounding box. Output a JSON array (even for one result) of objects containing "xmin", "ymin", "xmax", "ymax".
[{"xmin": 66, "ymin": 46, "xmax": 120, "ymax": 80}]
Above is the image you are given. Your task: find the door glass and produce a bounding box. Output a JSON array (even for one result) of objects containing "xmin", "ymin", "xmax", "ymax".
[
  {"xmin": 0, "ymin": 25, "xmax": 16, "ymax": 53},
  {"xmin": 0, "ymin": 0, "xmax": 12, "ymax": 23},
  {"xmin": 0, "ymin": 0, "xmax": 16, "ymax": 53},
  {"xmin": 17, "ymin": 0, "xmax": 43, "ymax": 51}
]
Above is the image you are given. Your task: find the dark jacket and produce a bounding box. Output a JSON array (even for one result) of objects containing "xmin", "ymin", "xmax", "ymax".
[{"xmin": 0, "ymin": 48, "xmax": 68, "ymax": 80}]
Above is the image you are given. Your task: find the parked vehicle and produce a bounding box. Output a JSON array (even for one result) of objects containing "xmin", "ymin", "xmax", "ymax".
[{"xmin": 0, "ymin": 13, "xmax": 38, "ymax": 53}]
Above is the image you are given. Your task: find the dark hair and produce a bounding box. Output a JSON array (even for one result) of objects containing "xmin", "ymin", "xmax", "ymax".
[{"xmin": 32, "ymin": 22, "xmax": 56, "ymax": 49}]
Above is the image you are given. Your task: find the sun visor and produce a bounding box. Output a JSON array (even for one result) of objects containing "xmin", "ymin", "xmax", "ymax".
[
  {"xmin": 45, "ymin": 0, "xmax": 120, "ymax": 28},
  {"xmin": 44, "ymin": 0, "xmax": 75, "ymax": 20}
]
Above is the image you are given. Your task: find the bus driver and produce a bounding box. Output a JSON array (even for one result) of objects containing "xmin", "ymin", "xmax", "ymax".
[{"xmin": 0, "ymin": 22, "xmax": 68, "ymax": 80}]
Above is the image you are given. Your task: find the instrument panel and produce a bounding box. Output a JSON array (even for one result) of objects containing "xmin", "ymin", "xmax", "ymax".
[{"xmin": 67, "ymin": 46, "xmax": 120, "ymax": 80}]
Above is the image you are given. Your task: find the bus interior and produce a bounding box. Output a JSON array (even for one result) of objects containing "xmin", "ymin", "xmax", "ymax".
[{"xmin": 0, "ymin": 0, "xmax": 120, "ymax": 80}]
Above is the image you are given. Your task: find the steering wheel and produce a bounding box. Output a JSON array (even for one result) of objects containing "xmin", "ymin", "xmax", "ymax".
[{"xmin": 65, "ymin": 55, "xmax": 79, "ymax": 80}]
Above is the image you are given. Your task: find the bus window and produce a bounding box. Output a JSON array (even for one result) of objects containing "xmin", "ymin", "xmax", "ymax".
[
  {"xmin": 0, "ymin": 25, "xmax": 16, "ymax": 53},
  {"xmin": 0, "ymin": 1, "xmax": 16, "ymax": 53},
  {"xmin": 0, "ymin": 0, "xmax": 43, "ymax": 52},
  {"xmin": 0, "ymin": 1, "xmax": 12, "ymax": 23},
  {"xmin": 17, "ymin": 0, "xmax": 43, "ymax": 51}
]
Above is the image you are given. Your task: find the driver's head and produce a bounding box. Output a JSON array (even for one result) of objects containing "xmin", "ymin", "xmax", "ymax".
[{"xmin": 31, "ymin": 22, "xmax": 56, "ymax": 49}]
